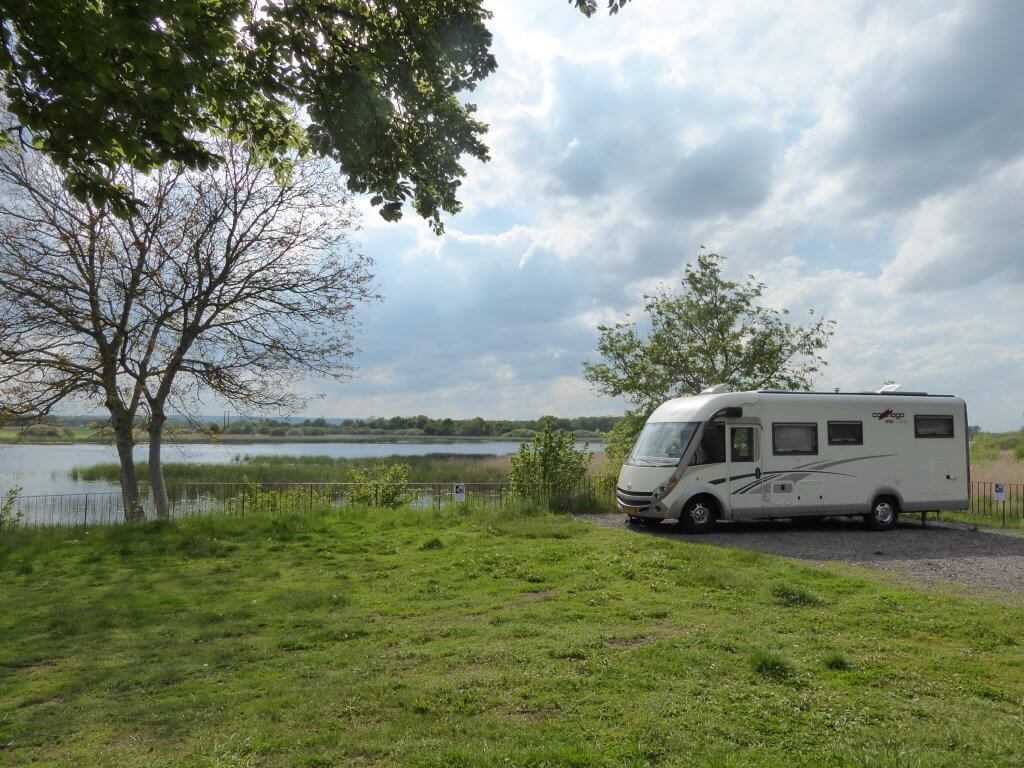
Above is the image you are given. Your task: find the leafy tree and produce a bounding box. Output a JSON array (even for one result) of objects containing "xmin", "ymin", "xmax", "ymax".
[
  {"xmin": 459, "ymin": 416, "xmax": 490, "ymax": 437},
  {"xmin": 584, "ymin": 252, "xmax": 835, "ymax": 418},
  {"xmin": 509, "ymin": 420, "xmax": 590, "ymax": 509},
  {"xmin": 1, "ymin": 0, "xmax": 627, "ymax": 227},
  {"xmin": 583, "ymin": 252, "xmax": 835, "ymax": 491}
]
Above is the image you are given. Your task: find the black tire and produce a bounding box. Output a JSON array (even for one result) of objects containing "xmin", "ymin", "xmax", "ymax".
[
  {"xmin": 678, "ymin": 497, "xmax": 717, "ymax": 534},
  {"xmin": 864, "ymin": 496, "xmax": 899, "ymax": 530}
]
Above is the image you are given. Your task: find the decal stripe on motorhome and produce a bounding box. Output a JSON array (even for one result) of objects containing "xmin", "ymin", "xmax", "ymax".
[{"xmin": 728, "ymin": 454, "xmax": 897, "ymax": 495}]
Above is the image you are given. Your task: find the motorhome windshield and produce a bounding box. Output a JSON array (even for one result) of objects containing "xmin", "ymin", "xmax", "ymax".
[{"xmin": 627, "ymin": 422, "xmax": 699, "ymax": 467}]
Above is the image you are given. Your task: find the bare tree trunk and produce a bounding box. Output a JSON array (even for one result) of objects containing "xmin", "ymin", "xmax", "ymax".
[
  {"xmin": 112, "ymin": 415, "xmax": 144, "ymax": 522},
  {"xmin": 148, "ymin": 411, "xmax": 170, "ymax": 519}
]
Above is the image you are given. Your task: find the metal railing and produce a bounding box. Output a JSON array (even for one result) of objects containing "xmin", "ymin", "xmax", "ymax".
[
  {"xmin": 4, "ymin": 478, "xmax": 1022, "ymax": 531},
  {"xmin": 962, "ymin": 480, "xmax": 1024, "ymax": 527},
  {"xmin": 2, "ymin": 479, "xmax": 608, "ymax": 530}
]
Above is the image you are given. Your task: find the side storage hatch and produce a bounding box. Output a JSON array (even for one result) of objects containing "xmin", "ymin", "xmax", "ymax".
[{"xmin": 930, "ymin": 460, "xmax": 955, "ymax": 495}]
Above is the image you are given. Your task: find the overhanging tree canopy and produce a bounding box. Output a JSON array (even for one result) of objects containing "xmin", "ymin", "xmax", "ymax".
[{"xmin": 0, "ymin": 0, "xmax": 630, "ymax": 229}]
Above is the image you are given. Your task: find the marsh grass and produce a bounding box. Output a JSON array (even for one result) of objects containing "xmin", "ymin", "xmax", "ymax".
[
  {"xmin": 70, "ymin": 453, "xmax": 514, "ymax": 484},
  {"xmin": 2, "ymin": 504, "xmax": 1024, "ymax": 766}
]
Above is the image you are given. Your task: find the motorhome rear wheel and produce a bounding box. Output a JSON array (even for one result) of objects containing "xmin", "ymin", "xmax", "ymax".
[{"xmin": 865, "ymin": 496, "xmax": 899, "ymax": 530}]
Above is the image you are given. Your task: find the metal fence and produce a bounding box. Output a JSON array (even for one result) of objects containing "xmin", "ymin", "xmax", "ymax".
[
  {"xmin": 3, "ymin": 480, "xmax": 607, "ymax": 530},
  {"xmin": 4, "ymin": 478, "xmax": 1023, "ymax": 531},
  {"xmin": 964, "ymin": 480, "xmax": 1024, "ymax": 527}
]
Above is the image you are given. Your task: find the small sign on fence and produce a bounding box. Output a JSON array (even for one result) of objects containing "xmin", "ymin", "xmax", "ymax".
[
  {"xmin": 994, "ymin": 483, "xmax": 1006, "ymax": 502},
  {"xmin": 453, "ymin": 483, "xmax": 466, "ymax": 503}
]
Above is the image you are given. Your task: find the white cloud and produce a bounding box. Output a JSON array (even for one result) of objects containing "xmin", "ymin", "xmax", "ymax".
[{"xmin": 306, "ymin": 0, "xmax": 1024, "ymax": 430}]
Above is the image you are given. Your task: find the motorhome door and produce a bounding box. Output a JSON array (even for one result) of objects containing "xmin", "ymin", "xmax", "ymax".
[{"xmin": 727, "ymin": 425, "xmax": 763, "ymax": 518}]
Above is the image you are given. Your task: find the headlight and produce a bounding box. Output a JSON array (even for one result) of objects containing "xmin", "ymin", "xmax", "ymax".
[{"xmin": 652, "ymin": 478, "xmax": 677, "ymax": 501}]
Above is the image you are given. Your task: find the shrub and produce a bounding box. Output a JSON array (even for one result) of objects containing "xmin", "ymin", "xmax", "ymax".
[
  {"xmin": 971, "ymin": 443, "xmax": 1000, "ymax": 463},
  {"xmin": 22, "ymin": 424, "xmax": 63, "ymax": 438},
  {"xmin": 1015, "ymin": 444, "xmax": 1024, "ymax": 463},
  {"xmin": 347, "ymin": 463, "xmax": 412, "ymax": 508},
  {"xmin": 509, "ymin": 420, "xmax": 590, "ymax": 510},
  {"xmin": 1, "ymin": 487, "xmax": 24, "ymax": 530},
  {"xmin": 500, "ymin": 428, "xmax": 537, "ymax": 439}
]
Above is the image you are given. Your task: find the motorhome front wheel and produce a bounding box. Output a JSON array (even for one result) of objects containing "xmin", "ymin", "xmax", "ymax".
[{"xmin": 679, "ymin": 497, "xmax": 717, "ymax": 533}]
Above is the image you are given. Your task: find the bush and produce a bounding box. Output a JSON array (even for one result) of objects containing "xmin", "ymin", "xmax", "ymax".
[
  {"xmin": 22, "ymin": 424, "xmax": 63, "ymax": 438},
  {"xmin": 500, "ymin": 429, "xmax": 537, "ymax": 439},
  {"xmin": 347, "ymin": 463, "xmax": 412, "ymax": 508},
  {"xmin": 508, "ymin": 420, "xmax": 590, "ymax": 510},
  {"xmin": 1015, "ymin": 444, "xmax": 1024, "ymax": 463},
  {"xmin": 0, "ymin": 487, "xmax": 23, "ymax": 529},
  {"xmin": 971, "ymin": 443, "xmax": 1000, "ymax": 463}
]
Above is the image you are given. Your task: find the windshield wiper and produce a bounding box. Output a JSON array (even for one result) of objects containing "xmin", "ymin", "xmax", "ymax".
[{"xmin": 632, "ymin": 458, "xmax": 678, "ymax": 467}]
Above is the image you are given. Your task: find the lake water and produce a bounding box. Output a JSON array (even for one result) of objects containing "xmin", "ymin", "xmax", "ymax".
[{"xmin": 0, "ymin": 441, "xmax": 598, "ymax": 497}]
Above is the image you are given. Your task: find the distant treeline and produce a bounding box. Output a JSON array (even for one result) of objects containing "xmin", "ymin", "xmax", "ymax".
[
  {"xmin": 10, "ymin": 414, "xmax": 621, "ymax": 440},
  {"xmin": 217, "ymin": 415, "xmax": 620, "ymax": 439}
]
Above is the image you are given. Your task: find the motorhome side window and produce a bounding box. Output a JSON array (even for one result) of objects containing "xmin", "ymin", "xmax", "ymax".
[
  {"xmin": 692, "ymin": 424, "xmax": 726, "ymax": 465},
  {"xmin": 730, "ymin": 427, "xmax": 754, "ymax": 461},
  {"xmin": 915, "ymin": 415, "xmax": 954, "ymax": 438},
  {"xmin": 827, "ymin": 421, "xmax": 863, "ymax": 445},
  {"xmin": 772, "ymin": 422, "xmax": 818, "ymax": 455}
]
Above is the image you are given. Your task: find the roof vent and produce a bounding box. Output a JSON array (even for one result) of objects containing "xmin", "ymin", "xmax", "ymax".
[
  {"xmin": 876, "ymin": 383, "xmax": 902, "ymax": 393},
  {"xmin": 701, "ymin": 384, "xmax": 731, "ymax": 395}
]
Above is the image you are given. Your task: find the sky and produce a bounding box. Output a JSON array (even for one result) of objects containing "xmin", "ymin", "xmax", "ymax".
[{"xmin": 304, "ymin": 0, "xmax": 1024, "ymax": 431}]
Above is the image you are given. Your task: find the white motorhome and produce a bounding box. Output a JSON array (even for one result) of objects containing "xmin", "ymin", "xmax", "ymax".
[{"xmin": 616, "ymin": 386, "xmax": 970, "ymax": 531}]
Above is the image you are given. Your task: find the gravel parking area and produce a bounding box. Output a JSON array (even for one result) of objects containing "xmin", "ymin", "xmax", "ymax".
[{"xmin": 579, "ymin": 513, "xmax": 1024, "ymax": 596}]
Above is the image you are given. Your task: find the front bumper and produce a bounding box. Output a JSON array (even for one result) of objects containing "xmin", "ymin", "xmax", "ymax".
[{"xmin": 616, "ymin": 487, "xmax": 663, "ymax": 518}]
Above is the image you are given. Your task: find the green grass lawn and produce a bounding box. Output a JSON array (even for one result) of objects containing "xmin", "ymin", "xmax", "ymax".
[{"xmin": 2, "ymin": 506, "xmax": 1023, "ymax": 767}]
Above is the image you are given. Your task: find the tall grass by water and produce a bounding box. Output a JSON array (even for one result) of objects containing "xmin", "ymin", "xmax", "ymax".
[{"xmin": 70, "ymin": 453, "xmax": 514, "ymax": 485}]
